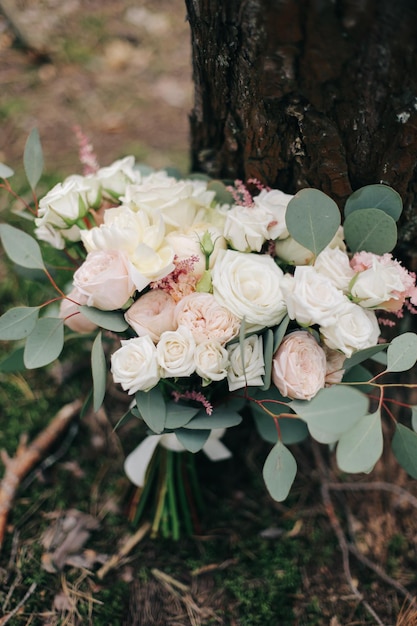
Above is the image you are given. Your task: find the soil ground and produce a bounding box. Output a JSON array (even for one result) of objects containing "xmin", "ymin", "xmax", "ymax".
[{"xmin": 0, "ymin": 2, "xmax": 417, "ymax": 625}]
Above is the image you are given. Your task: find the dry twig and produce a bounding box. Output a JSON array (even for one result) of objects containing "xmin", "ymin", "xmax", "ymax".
[
  {"xmin": 96, "ymin": 521, "xmax": 151, "ymax": 579},
  {"xmin": 0, "ymin": 582, "xmax": 37, "ymax": 625},
  {"xmin": 0, "ymin": 399, "xmax": 82, "ymax": 549}
]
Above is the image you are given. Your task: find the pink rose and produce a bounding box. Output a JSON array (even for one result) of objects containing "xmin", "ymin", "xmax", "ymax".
[
  {"xmin": 59, "ymin": 287, "xmax": 98, "ymax": 334},
  {"xmin": 175, "ymin": 292, "xmax": 240, "ymax": 345},
  {"xmin": 125, "ymin": 289, "xmax": 177, "ymax": 343},
  {"xmin": 324, "ymin": 346, "xmax": 346, "ymax": 385},
  {"xmin": 73, "ymin": 249, "xmax": 135, "ymax": 310},
  {"xmin": 272, "ymin": 331, "xmax": 327, "ymax": 400}
]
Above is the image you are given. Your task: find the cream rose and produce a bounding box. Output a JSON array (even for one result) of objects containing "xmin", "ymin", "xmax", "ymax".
[
  {"xmin": 36, "ymin": 177, "xmax": 90, "ymax": 229},
  {"xmin": 223, "ymin": 205, "xmax": 271, "ymax": 252},
  {"xmin": 281, "ymin": 266, "xmax": 348, "ymax": 327},
  {"xmin": 275, "ymin": 226, "xmax": 346, "ymax": 266},
  {"xmin": 253, "ymin": 188, "xmax": 293, "ymax": 240},
  {"xmin": 111, "ymin": 336, "xmax": 160, "ymax": 394},
  {"xmin": 324, "ymin": 346, "xmax": 346, "ymax": 386},
  {"xmin": 175, "ymin": 292, "xmax": 240, "ymax": 345},
  {"xmin": 211, "ymin": 250, "xmax": 287, "ymax": 330},
  {"xmin": 194, "ymin": 340, "xmax": 229, "ymax": 382},
  {"xmin": 125, "ymin": 290, "xmax": 177, "ymax": 342},
  {"xmin": 93, "ymin": 156, "xmax": 141, "ymax": 198},
  {"xmin": 314, "ymin": 247, "xmax": 355, "ymax": 292},
  {"xmin": 320, "ymin": 304, "xmax": 380, "ymax": 357},
  {"xmin": 59, "ymin": 287, "xmax": 98, "ymax": 334},
  {"xmin": 165, "ymin": 224, "xmax": 226, "ymax": 276},
  {"xmin": 157, "ymin": 326, "xmax": 196, "ymax": 377},
  {"xmin": 73, "ymin": 249, "xmax": 135, "ymax": 310},
  {"xmin": 272, "ymin": 331, "xmax": 327, "ymax": 400},
  {"xmin": 227, "ymin": 334, "xmax": 265, "ymax": 391}
]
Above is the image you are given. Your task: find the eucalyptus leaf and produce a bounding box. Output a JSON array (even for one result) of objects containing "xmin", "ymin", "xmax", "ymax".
[
  {"xmin": 0, "ymin": 224, "xmax": 45, "ymax": 270},
  {"xmin": 135, "ymin": 388, "xmax": 167, "ymax": 434},
  {"xmin": 183, "ymin": 409, "xmax": 242, "ymax": 430},
  {"xmin": 343, "ymin": 208, "xmax": 397, "ymax": 254},
  {"xmin": 91, "ymin": 332, "xmax": 107, "ymax": 411},
  {"xmin": 285, "ymin": 188, "xmax": 341, "ymax": 256},
  {"xmin": 392, "ymin": 423, "xmax": 417, "ymax": 479},
  {"xmin": 0, "ymin": 163, "xmax": 14, "ymax": 179},
  {"xmin": 343, "ymin": 342, "xmax": 389, "ymax": 370},
  {"xmin": 336, "ymin": 410, "xmax": 383, "ymax": 473},
  {"xmin": 273, "ymin": 315, "xmax": 290, "ymax": 352},
  {"xmin": 262, "ymin": 441, "xmax": 297, "ymax": 502},
  {"xmin": 80, "ymin": 306, "xmax": 129, "ymax": 332},
  {"xmin": 344, "ymin": 184, "xmax": 403, "ymax": 221},
  {"xmin": 0, "ymin": 347, "xmax": 25, "ymax": 372},
  {"xmin": 261, "ymin": 329, "xmax": 274, "ymax": 391},
  {"xmin": 207, "ymin": 180, "xmax": 235, "ymax": 205},
  {"xmin": 341, "ymin": 364, "xmax": 374, "ymax": 394},
  {"xmin": 253, "ymin": 411, "xmax": 308, "ymax": 445},
  {"xmin": 23, "ymin": 317, "xmax": 64, "ymax": 368},
  {"xmin": 290, "ymin": 386, "xmax": 369, "ymax": 442},
  {"xmin": 23, "ymin": 128, "xmax": 44, "ymax": 190},
  {"xmin": 164, "ymin": 403, "xmax": 200, "ymax": 429},
  {"xmin": 0, "ymin": 306, "xmax": 39, "ymax": 340},
  {"xmin": 386, "ymin": 332, "xmax": 417, "ymax": 372},
  {"xmin": 175, "ymin": 428, "xmax": 210, "ymax": 453}
]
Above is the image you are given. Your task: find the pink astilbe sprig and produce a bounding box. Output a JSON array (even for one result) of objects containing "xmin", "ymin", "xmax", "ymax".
[
  {"xmin": 73, "ymin": 125, "xmax": 100, "ymax": 175},
  {"xmin": 247, "ymin": 177, "xmax": 271, "ymax": 193},
  {"xmin": 150, "ymin": 255, "xmax": 200, "ymax": 302},
  {"xmin": 226, "ymin": 179, "xmax": 255, "ymax": 207},
  {"xmin": 172, "ymin": 390, "xmax": 213, "ymax": 415}
]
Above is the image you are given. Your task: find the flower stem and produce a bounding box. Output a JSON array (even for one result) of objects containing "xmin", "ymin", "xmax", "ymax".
[{"xmin": 167, "ymin": 451, "xmax": 180, "ymax": 540}]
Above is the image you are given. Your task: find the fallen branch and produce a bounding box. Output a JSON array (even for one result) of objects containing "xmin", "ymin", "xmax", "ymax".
[
  {"xmin": 0, "ymin": 399, "xmax": 82, "ymax": 549},
  {"xmin": 0, "ymin": 582, "xmax": 37, "ymax": 626},
  {"xmin": 96, "ymin": 521, "xmax": 151, "ymax": 579}
]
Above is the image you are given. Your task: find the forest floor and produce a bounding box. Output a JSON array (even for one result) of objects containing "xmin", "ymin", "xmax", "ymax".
[{"xmin": 0, "ymin": 1, "xmax": 417, "ymax": 625}]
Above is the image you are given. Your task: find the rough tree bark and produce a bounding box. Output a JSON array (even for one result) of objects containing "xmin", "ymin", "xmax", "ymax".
[{"xmin": 184, "ymin": 0, "xmax": 417, "ymax": 252}]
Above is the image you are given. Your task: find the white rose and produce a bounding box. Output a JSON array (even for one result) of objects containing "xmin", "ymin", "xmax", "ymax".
[
  {"xmin": 73, "ymin": 249, "xmax": 135, "ymax": 310},
  {"xmin": 194, "ymin": 340, "xmax": 229, "ymax": 382},
  {"xmin": 111, "ymin": 336, "xmax": 160, "ymax": 394},
  {"xmin": 157, "ymin": 326, "xmax": 196, "ymax": 377},
  {"xmin": 350, "ymin": 253, "xmax": 413, "ymax": 310},
  {"xmin": 320, "ymin": 304, "xmax": 380, "ymax": 357},
  {"xmin": 34, "ymin": 223, "xmax": 66, "ymax": 249},
  {"xmin": 227, "ymin": 334, "xmax": 265, "ymax": 391},
  {"xmin": 122, "ymin": 171, "xmax": 209, "ymax": 231},
  {"xmin": 93, "ymin": 156, "xmax": 141, "ymax": 198},
  {"xmin": 165, "ymin": 224, "xmax": 227, "ymax": 276},
  {"xmin": 211, "ymin": 249, "xmax": 287, "ymax": 330},
  {"xmin": 314, "ymin": 247, "xmax": 355, "ymax": 292},
  {"xmin": 81, "ymin": 206, "xmax": 175, "ymax": 292},
  {"xmin": 175, "ymin": 292, "xmax": 240, "ymax": 344},
  {"xmin": 275, "ymin": 226, "xmax": 346, "ymax": 266},
  {"xmin": 223, "ymin": 205, "xmax": 271, "ymax": 252},
  {"xmin": 36, "ymin": 177, "xmax": 90, "ymax": 229},
  {"xmin": 253, "ymin": 188, "xmax": 293, "ymax": 240},
  {"xmin": 272, "ymin": 331, "xmax": 327, "ymax": 400},
  {"xmin": 281, "ymin": 266, "xmax": 348, "ymax": 327}
]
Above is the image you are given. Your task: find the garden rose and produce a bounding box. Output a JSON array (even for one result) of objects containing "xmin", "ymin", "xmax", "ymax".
[
  {"xmin": 320, "ymin": 304, "xmax": 380, "ymax": 357},
  {"xmin": 194, "ymin": 340, "xmax": 229, "ymax": 382},
  {"xmin": 157, "ymin": 326, "xmax": 196, "ymax": 377},
  {"xmin": 175, "ymin": 292, "xmax": 240, "ymax": 345},
  {"xmin": 324, "ymin": 346, "xmax": 346, "ymax": 385},
  {"xmin": 125, "ymin": 289, "xmax": 177, "ymax": 342},
  {"xmin": 73, "ymin": 249, "xmax": 135, "ymax": 310},
  {"xmin": 165, "ymin": 224, "xmax": 227, "ymax": 276},
  {"xmin": 59, "ymin": 287, "xmax": 97, "ymax": 334},
  {"xmin": 93, "ymin": 156, "xmax": 141, "ymax": 198},
  {"xmin": 314, "ymin": 247, "xmax": 355, "ymax": 292},
  {"xmin": 36, "ymin": 177, "xmax": 90, "ymax": 229},
  {"xmin": 272, "ymin": 331, "xmax": 327, "ymax": 400},
  {"xmin": 349, "ymin": 251, "xmax": 417, "ymax": 311},
  {"xmin": 211, "ymin": 250, "xmax": 287, "ymax": 330},
  {"xmin": 223, "ymin": 205, "xmax": 272, "ymax": 252},
  {"xmin": 111, "ymin": 336, "xmax": 160, "ymax": 394},
  {"xmin": 227, "ymin": 334, "xmax": 265, "ymax": 391},
  {"xmin": 281, "ymin": 266, "xmax": 348, "ymax": 327},
  {"xmin": 253, "ymin": 188, "xmax": 293, "ymax": 240}
]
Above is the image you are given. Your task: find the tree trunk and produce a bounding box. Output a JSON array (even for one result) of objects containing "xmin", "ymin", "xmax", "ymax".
[{"xmin": 185, "ymin": 0, "xmax": 417, "ymax": 249}]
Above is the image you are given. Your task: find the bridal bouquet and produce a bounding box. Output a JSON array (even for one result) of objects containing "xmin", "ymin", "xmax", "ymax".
[{"xmin": 2, "ymin": 129, "xmax": 417, "ymax": 537}]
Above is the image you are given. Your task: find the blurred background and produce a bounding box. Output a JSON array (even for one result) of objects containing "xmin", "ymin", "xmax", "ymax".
[{"xmin": 0, "ymin": 0, "xmax": 192, "ymax": 179}]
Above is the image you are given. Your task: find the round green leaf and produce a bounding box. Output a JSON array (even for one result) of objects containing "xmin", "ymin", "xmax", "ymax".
[
  {"xmin": 23, "ymin": 317, "xmax": 64, "ymax": 368},
  {"xmin": 164, "ymin": 403, "xmax": 200, "ymax": 429},
  {"xmin": 386, "ymin": 332, "xmax": 417, "ymax": 372},
  {"xmin": 80, "ymin": 306, "xmax": 129, "ymax": 332},
  {"xmin": 0, "ymin": 306, "xmax": 40, "ymax": 340},
  {"xmin": 290, "ymin": 386, "xmax": 369, "ymax": 442},
  {"xmin": 336, "ymin": 410, "xmax": 383, "ymax": 473},
  {"xmin": 285, "ymin": 188, "xmax": 341, "ymax": 256},
  {"xmin": 175, "ymin": 428, "xmax": 210, "ymax": 453},
  {"xmin": 343, "ymin": 208, "xmax": 397, "ymax": 254},
  {"xmin": 207, "ymin": 180, "xmax": 235, "ymax": 205},
  {"xmin": 0, "ymin": 224, "xmax": 45, "ymax": 270},
  {"xmin": 392, "ymin": 424, "xmax": 417, "ymax": 479},
  {"xmin": 263, "ymin": 441, "xmax": 297, "ymax": 502},
  {"xmin": 344, "ymin": 184, "xmax": 403, "ymax": 221}
]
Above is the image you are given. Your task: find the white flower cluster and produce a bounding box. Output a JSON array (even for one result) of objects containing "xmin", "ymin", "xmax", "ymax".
[{"xmin": 43, "ymin": 156, "xmax": 417, "ymax": 401}]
